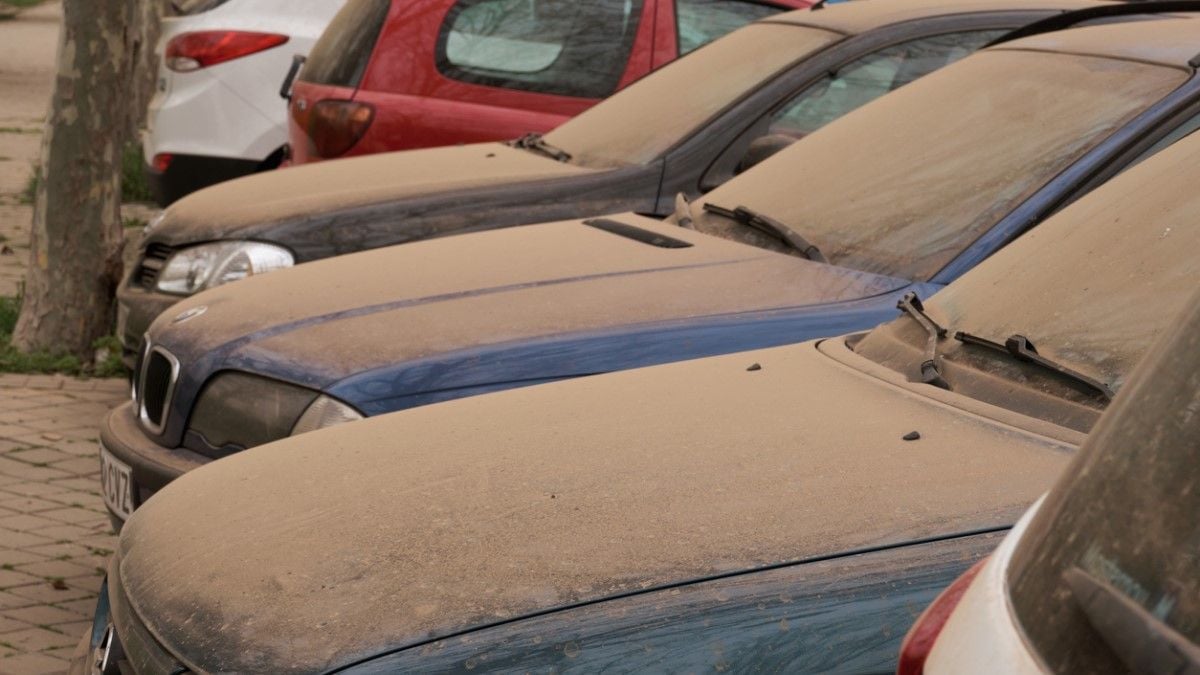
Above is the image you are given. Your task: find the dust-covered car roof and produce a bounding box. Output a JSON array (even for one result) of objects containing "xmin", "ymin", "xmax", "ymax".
[{"xmin": 772, "ymin": 0, "xmax": 1108, "ymax": 35}]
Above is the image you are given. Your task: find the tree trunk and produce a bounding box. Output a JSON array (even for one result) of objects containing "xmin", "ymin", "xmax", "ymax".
[{"xmin": 13, "ymin": 0, "xmax": 158, "ymax": 359}]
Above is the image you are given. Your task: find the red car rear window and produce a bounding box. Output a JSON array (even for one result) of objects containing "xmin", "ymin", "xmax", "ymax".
[{"xmin": 301, "ymin": 0, "xmax": 392, "ymax": 89}]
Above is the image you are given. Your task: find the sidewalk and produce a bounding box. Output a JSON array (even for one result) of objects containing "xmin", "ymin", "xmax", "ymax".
[{"xmin": 0, "ymin": 374, "xmax": 125, "ymax": 675}]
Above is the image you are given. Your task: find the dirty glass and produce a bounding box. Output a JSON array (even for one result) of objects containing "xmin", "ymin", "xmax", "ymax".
[
  {"xmin": 676, "ymin": 0, "xmax": 781, "ymax": 55},
  {"xmin": 439, "ymin": 0, "xmax": 644, "ymax": 99},
  {"xmin": 1003, "ymin": 294, "xmax": 1200, "ymax": 673},
  {"xmin": 700, "ymin": 50, "xmax": 1187, "ymax": 281},
  {"xmin": 300, "ymin": 0, "xmax": 391, "ymax": 88},
  {"xmin": 771, "ymin": 30, "xmax": 1004, "ymax": 137},
  {"xmin": 545, "ymin": 23, "xmax": 839, "ymax": 167},
  {"xmin": 852, "ymin": 124, "xmax": 1200, "ymax": 428}
]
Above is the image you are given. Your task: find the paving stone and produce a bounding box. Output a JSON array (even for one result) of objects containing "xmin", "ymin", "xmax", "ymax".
[
  {"xmin": 0, "ymin": 551, "xmax": 44, "ymax": 567},
  {"xmin": 0, "ymin": 465, "xmax": 69, "ymax": 483},
  {"xmin": 5, "ymin": 583, "xmax": 93, "ymax": 606},
  {"xmin": 0, "ymin": 616, "xmax": 31, "ymax": 635},
  {"xmin": 0, "ymin": 532, "xmax": 50, "ymax": 553},
  {"xmin": 0, "ymin": 497, "xmax": 60, "ymax": 514},
  {"xmin": 0, "ymin": 515, "xmax": 58, "ymax": 534},
  {"xmin": 0, "ymin": 626, "xmax": 77, "ymax": 651},
  {"xmin": 1, "ymin": 605, "xmax": 81, "ymax": 628},
  {"xmin": 13, "ymin": 561, "xmax": 94, "ymax": 583},
  {"xmin": 0, "ymin": 594, "xmax": 32, "ymax": 612},
  {"xmin": 4, "ymin": 451, "xmax": 69, "ymax": 468},
  {"xmin": 0, "ymin": 570, "xmax": 39, "ymax": 592},
  {"xmin": 31, "ymin": 509, "xmax": 97, "ymax": 528},
  {"xmin": 0, "ymin": 651, "xmax": 67, "ymax": 675}
]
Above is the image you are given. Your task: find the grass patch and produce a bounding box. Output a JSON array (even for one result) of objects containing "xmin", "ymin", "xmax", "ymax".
[
  {"xmin": 0, "ymin": 126, "xmax": 37, "ymax": 134},
  {"xmin": 19, "ymin": 166, "xmax": 38, "ymax": 205},
  {"xmin": 121, "ymin": 143, "xmax": 153, "ymax": 203},
  {"xmin": 0, "ymin": 296, "xmax": 129, "ymax": 377},
  {"xmin": 0, "ymin": 0, "xmax": 45, "ymax": 8}
]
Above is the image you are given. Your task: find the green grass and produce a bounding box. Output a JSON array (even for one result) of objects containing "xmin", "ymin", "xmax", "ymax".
[
  {"xmin": 19, "ymin": 166, "xmax": 38, "ymax": 205},
  {"xmin": 0, "ymin": 126, "xmax": 37, "ymax": 134},
  {"xmin": 0, "ymin": 0, "xmax": 46, "ymax": 8},
  {"xmin": 0, "ymin": 296, "xmax": 129, "ymax": 377},
  {"xmin": 121, "ymin": 143, "xmax": 153, "ymax": 203}
]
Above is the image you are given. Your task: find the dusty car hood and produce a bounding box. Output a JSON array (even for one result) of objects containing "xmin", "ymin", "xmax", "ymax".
[
  {"xmin": 149, "ymin": 215, "xmax": 909, "ymax": 387},
  {"xmin": 150, "ymin": 143, "xmax": 592, "ymax": 242},
  {"xmin": 117, "ymin": 338, "xmax": 1075, "ymax": 673}
]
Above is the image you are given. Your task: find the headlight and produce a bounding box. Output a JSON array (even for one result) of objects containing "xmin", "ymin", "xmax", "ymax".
[
  {"xmin": 291, "ymin": 395, "xmax": 364, "ymax": 436},
  {"xmin": 155, "ymin": 241, "xmax": 293, "ymax": 295}
]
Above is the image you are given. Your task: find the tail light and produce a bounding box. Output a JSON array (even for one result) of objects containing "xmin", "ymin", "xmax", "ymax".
[
  {"xmin": 304, "ymin": 100, "xmax": 375, "ymax": 159},
  {"xmin": 896, "ymin": 557, "xmax": 989, "ymax": 675},
  {"xmin": 151, "ymin": 153, "xmax": 174, "ymax": 173},
  {"xmin": 165, "ymin": 31, "xmax": 289, "ymax": 72}
]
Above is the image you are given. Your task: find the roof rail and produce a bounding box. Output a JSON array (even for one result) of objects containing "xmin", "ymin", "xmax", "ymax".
[{"xmin": 985, "ymin": 1, "xmax": 1200, "ymax": 48}]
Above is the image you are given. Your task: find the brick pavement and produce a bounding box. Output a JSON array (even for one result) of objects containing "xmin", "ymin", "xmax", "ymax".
[{"xmin": 0, "ymin": 373, "xmax": 126, "ymax": 675}]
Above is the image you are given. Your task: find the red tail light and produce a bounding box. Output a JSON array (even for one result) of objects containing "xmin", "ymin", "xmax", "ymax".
[
  {"xmin": 304, "ymin": 100, "xmax": 375, "ymax": 159},
  {"xmin": 896, "ymin": 556, "xmax": 990, "ymax": 675},
  {"xmin": 165, "ymin": 31, "xmax": 289, "ymax": 72},
  {"xmin": 151, "ymin": 153, "xmax": 174, "ymax": 173}
]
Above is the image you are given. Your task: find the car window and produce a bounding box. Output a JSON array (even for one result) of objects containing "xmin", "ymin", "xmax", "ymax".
[
  {"xmin": 771, "ymin": 30, "xmax": 1006, "ymax": 138},
  {"xmin": 676, "ymin": 0, "xmax": 782, "ymax": 55},
  {"xmin": 699, "ymin": 50, "xmax": 1187, "ymax": 282},
  {"xmin": 301, "ymin": 0, "xmax": 391, "ymax": 88},
  {"xmin": 545, "ymin": 23, "xmax": 839, "ymax": 167},
  {"xmin": 437, "ymin": 0, "xmax": 645, "ymax": 99},
  {"xmin": 1124, "ymin": 109, "xmax": 1200, "ymax": 170},
  {"xmin": 1005, "ymin": 309, "xmax": 1200, "ymax": 673}
]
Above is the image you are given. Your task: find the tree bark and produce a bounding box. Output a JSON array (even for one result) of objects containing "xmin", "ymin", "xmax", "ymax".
[{"xmin": 13, "ymin": 0, "xmax": 160, "ymax": 359}]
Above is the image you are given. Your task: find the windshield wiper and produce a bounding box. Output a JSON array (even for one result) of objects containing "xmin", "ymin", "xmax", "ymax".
[
  {"xmin": 897, "ymin": 292, "xmax": 950, "ymax": 390},
  {"xmin": 954, "ymin": 331, "xmax": 1115, "ymax": 400},
  {"xmin": 1064, "ymin": 568, "xmax": 1200, "ymax": 675},
  {"xmin": 701, "ymin": 203, "xmax": 826, "ymax": 262},
  {"xmin": 512, "ymin": 132, "xmax": 571, "ymax": 163}
]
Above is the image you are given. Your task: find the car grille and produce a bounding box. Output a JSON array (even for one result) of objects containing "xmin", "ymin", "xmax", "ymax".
[
  {"xmin": 135, "ymin": 243, "xmax": 174, "ymax": 289},
  {"xmin": 136, "ymin": 343, "xmax": 179, "ymax": 434}
]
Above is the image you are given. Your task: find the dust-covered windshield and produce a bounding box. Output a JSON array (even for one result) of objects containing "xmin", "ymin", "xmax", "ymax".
[
  {"xmin": 696, "ymin": 49, "xmax": 1188, "ymax": 281},
  {"xmin": 543, "ymin": 23, "xmax": 840, "ymax": 168},
  {"xmin": 853, "ymin": 128, "xmax": 1200, "ymax": 431}
]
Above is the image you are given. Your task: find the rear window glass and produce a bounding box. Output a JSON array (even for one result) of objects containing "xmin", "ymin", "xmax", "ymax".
[
  {"xmin": 437, "ymin": 0, "xmax": 645, "ymax": 99},
  {"xmin": 1006, "ymin": 303, "xmax": 1200, "ymax": 672},
  {"xmin": 676, "ymin": 0, "xmax": 781, "ymax": 55},
  {"xmin": 300, "ymin": 0, "xmax": 391, "ymax": 88},
  {"xmin": 173, "ymin": 0, "xmax": 231, "ymax": 14}
]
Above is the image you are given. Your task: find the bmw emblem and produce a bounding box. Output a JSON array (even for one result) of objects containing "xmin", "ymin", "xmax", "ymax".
[{"xmin": 172, "ymin": 306, "xmax": 207, "ymax": 324}]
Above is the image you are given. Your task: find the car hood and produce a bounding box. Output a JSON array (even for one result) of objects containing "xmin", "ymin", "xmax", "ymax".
[
  {"xmin": 117, "ymin": 338, "xmax": 1077, "ymax": 673},
  {"xmin": 149, "ymin": 142, "xmax": 593, "ymax": 242},
  {"xmin": 149, "ymin": 215, "xmax": 910, "ymax": 389}
]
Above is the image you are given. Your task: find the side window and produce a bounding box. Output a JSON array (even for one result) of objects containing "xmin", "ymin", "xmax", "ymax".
[
  {"xmin": 675, "ymin": 0, "xmax": 782, "ymax": 55},
  {"xmin": 770, "ymin": 30, "xmax": 1005, "ymax": 138},
  {"xmin": 437, "ymin": 0, "xmax": 645, "ymax": 99},
  {"xmin": 1125, "ymin": 110, "xmax": 1200, "ymax": 170}
]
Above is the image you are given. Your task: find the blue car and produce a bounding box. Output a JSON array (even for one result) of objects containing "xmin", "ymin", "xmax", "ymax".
[{"xmin": 99, "ymin": 14, "xmax": 1200, "ymax": 526}]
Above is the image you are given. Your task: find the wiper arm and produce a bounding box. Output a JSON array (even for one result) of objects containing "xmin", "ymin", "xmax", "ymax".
[
  {"xmin": 512, "ymin": 132, "xmax": 572, "ymax": 162},
  {"xmin": 897, "ymin": 292, "xmax": 950, "ymax": 390},
  {"xmin": 1064, "ymin": 568, "xmax": 1200, "ymax": 675},
  {"xmin": 954, "ymin": 331, "xmax": 1115, "ymax": 400},
  {"xmin": 702, "ymin": 202, "xmax": 826, "ymax": 262}
]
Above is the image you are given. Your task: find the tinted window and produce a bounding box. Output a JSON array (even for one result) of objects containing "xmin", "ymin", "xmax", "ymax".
[
  {"xmin": 173, "ymin": 0, "xmax": 231, "ymax": 14},
  {"xmin": 1006, "ymin": 283, "xmax": 1200, "ymax": 672},
  {"xmin": 771, "ymin": 30, "xmax": 1005, "ymax": 137},
  {"xmin": 437, "ymin": 0, "xmax": 644, "ymax": 99},
  {"xmin": 545, "ymin": 23, "xmax": 838, "ymax": 167},
  {"xmin": 676, "ymin": 0, "xmax": 781, "ymax": 55},
  {"xmin": 699, "ymin": 50, "xmax": 1186, "ymax": 281},
  {"xmin": 300, "ymin": 0, "xmax": 391, "ymax": 88}
]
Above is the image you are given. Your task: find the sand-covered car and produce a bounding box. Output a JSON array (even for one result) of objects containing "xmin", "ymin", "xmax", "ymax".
[
  {"xmin": 79, "ymin": 118, "xmax": 1200, "ymax": 673},
  {"xmin": 116, "ymin": 0, "xmax": 1111, "ymax": 356},
  {"xmin": 98, "ymin": 18, "xmax": 1200, "ymax": 526}
]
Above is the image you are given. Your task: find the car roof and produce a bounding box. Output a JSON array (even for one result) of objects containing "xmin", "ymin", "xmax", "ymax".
[
  {"xmin": 769, "ymin": 0, "xmax": 1112, "ymax": 35},
  {"xmin": 992, "ymin": 14, "xmax": 1200, "ymax": 67}
]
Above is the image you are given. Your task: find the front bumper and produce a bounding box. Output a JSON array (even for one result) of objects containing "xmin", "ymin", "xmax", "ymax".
[
  {"xmin": 100, "ymin": 402, "xmax": 209, "ymax": 529},
  {"xmin": 116, "ymin": 283, "xmax": 184, "ymax": 368}
]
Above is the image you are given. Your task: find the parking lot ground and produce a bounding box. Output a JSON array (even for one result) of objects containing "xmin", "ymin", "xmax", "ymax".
[{"xmin": 0, "ymin": 373, "xmax": 125, "ymax": 675}]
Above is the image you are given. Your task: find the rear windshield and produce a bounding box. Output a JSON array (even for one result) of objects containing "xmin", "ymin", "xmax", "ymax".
[
  {"xmin": 544, "ymin": 23, "xmax": 840, "ymax": 167},
  {"xmin": 697, "ymin": 50, "xmax": 1187, "ymax": 281},
  {"xmin": 300, "ymin": 0, "xmax": 391, "ymax": 88},
  {"xmin": 1005, "ymin": 291, "xmax": 1200, "ymax": 672},
  {"xmin": 173, "ymin": 0, "xmax": 231, "ymax": 14},
  {"xmin": 436, "ymin": 0, "xmax": 646, "ymax": 100}
]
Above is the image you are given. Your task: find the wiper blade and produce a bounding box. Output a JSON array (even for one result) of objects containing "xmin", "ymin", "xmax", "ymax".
[
  {"xmin": 954, "ymin": 331, "xmax": 1115, "ymax": 400},
  {"xmin": 897, "ymin": 292, "xmax": 950, "ymax": 390},
  {"xmin": 702, "ymin": 202, "xmax": 826, "ymax": 262},
  {"xmin": 512, "ymin": 132, "xmax": 571, "ymax": 162}
]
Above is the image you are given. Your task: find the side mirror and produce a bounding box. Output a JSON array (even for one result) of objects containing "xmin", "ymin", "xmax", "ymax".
[{"xmin": 737, "ymin": 133, "xmax": 800, "ymax": 174}]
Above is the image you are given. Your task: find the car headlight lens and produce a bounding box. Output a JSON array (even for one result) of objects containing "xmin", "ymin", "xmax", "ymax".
[
  {"xmin": 155, "ymin": 241, "xmax": 293, "ymax": 295},
  {"xmin": 291, "ymin": 395, "xmax": 364, "ymax": 436}
]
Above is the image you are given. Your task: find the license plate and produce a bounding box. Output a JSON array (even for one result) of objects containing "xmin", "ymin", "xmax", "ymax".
[{"xmin": 99, "ymin": 445, "xmax": 135, "ymax": 521}]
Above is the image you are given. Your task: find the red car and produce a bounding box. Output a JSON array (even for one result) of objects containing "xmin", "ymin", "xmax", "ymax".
[{"xmin": 288, "ymin": 0, "xmax": 811, "ymax": 164}]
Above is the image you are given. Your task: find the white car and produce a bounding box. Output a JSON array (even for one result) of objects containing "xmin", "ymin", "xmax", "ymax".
[{"xmin": 144, "ymin": 0, "xmax": 346, "ymax": 205}]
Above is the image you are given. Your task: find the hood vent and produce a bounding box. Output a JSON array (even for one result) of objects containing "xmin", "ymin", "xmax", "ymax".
[{"xmin": 584, "ymin": 219, "xmax": 694, "ymax": 249}]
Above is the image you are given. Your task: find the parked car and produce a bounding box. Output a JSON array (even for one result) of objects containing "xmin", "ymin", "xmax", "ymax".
[
  {"xmin": 99, "ymin": 16, "xmax": 1200, "ymax": 527},
  {"xmin": 76, "ymin": 121, "xmax": 1200, "ymax": 673},
  {"xmin": 898, "ymin": 277, "xmax": 1200, "ymax": 675},
  {"xmin": 287, "ymin": 0, "xmax": 812, "ymax": 165},
  {"xmin": 118, "ymin": 0, "xmax": 1098, "ymax": 359},
  {"xmin": 145, "ymin": 0, "xmax": 347, "ymax": 205}
]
